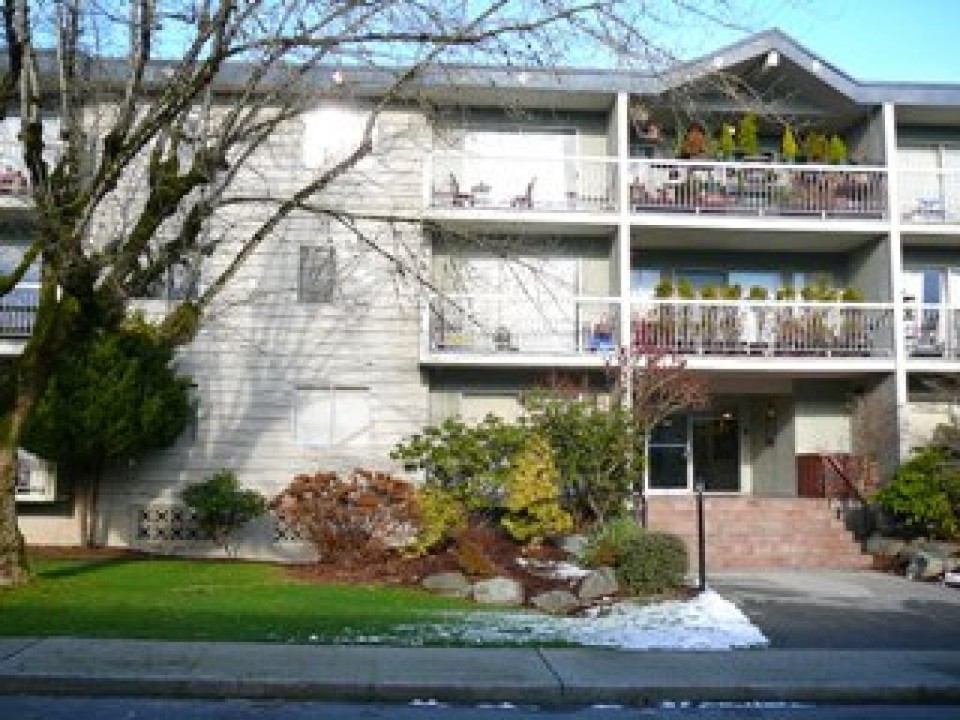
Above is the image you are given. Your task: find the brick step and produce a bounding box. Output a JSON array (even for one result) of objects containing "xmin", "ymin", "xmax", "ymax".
[
  {"xmin": 651, "ymin": 521, "xmax": 849, "ymax": 535},
  {"xmin": 705, "ymin": 556, "xmax": 873, "ymax": 571}
]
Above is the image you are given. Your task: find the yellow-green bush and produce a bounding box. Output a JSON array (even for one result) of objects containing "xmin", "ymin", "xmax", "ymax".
[
  {"xmin": 501, "ymin": 434, "xmax": 573, "ymax": 544},
  {"xmin": 411, "ymin": 485, "xmax": 468, "ymax": 555}
]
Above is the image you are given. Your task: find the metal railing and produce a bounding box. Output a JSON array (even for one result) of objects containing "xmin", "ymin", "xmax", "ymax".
[
  {"xmin": 426, "ymin": 154, "xmax": 619, "ymax": 213},
  {"xmin": 423, "ymin": 293, "xmax": 620, "ymax": 357},
  {"xmin": 898, "ymin": 168, "xmax": 960, "ymax": 223},
  {"xmin": 0, "ymin": 283, "xmax": 39, "ymax": 337},
  {"xmin": 905, "ymin": 304, "xmax": 960, "ymax": 358},
  {"xmin": 630, "ymin": 299, "xmax": 895, "ymax": 357},
  {"xmin": 628, "ymin": 159, "xmax": 888, "ymax": 219}
]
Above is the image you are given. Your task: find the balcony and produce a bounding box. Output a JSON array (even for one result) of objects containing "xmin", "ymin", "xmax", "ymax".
[
  {"xmin": 899, "ymin": 168, "xmax": 960, "ymax": 224},
  {"xmin": 427, "ymin": 154, "xmax": 619, "ymax": 214},
  {"xmin": 0, "ymin": 283, "xmax": 38, "ymax": 339},
  {"xmin": 628, "ymin": 159, "xmax": 888, "ymax": 220},
  {"xmin": 631, "ymin": 299, "xmax": 895, "ymax": 358},
  {"xmin": 906, "ymin": 305, "xmax": 960, "ymax": 359},
  {"xmin": 0, "ymin": 138, "xmax": 62, "ymax": 210},
  {"xmin": 421, "ymin": 294, "xmax": 619, "ymax": 364}
]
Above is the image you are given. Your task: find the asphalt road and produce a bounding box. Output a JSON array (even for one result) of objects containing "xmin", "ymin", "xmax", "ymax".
[
  {"xmin": 711, "ymin": 571, "xmax": 960, "ymax": 649},
  {"xmin": 1, "ymin": 697, "xmax": 960, "ymax": 720}
]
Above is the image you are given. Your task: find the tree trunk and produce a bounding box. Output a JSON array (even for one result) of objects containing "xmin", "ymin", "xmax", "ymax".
[{"xmin": 0, "ymin": 400, "xmax": 35, "ymax": 586}]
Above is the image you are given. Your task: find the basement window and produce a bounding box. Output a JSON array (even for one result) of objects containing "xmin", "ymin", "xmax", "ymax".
[{"xmin": 14, "ymin": 448, "xmax": 57, "ymax": 503}]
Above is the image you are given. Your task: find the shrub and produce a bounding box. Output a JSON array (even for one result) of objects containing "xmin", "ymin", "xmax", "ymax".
[
  {"xmin": 875, "ymin": 447, "xmax": 960, "ymax": 539},
  {"xmin": 737, "ymin": 113, "xmax": 759, "ymax": 156},
  {"xmin": 180, "ymin": 470, "xmax": 266, "ymax": 552},
  {"xmin": 271, "ymin": 469, "xmax": 419, "ymax": 562},
  {"xmin": 616, "ymin": 531, "xmax": 689, "ymax": 595},
  {"xmin": 411, "ymin": 485, "xmax": 468, "ymax": 556},
  {"xmin": 582, "ymin": 516, "xmax": 646, "ymax": 568},
  {"xmin": 391, "ymin": 415, "xmax": 528, "ymax": 516},
  {"xmin": 501, "ymin": 434, "xmax": 573, "ymax": 544},
  {"xmin": 454, "ymin": 529, "xmax": 499, "ymax": 578},
  {"xmin": 523, "ymin": 391, "xmax": 639, "ymax": 525}
]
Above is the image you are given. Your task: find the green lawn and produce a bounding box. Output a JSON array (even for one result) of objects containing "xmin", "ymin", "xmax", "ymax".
[{"xmin": 0, "ymin": 557, "xmax": 477, "ymax": 644}]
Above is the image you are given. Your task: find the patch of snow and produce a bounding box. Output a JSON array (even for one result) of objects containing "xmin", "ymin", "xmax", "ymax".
[
  {"xmin": 413, "ymin": 590, "xmax": 767, "ymax": 651},
  {"xmin": 515, "ymin": 557, "xmax": 591, "ymax": 580},
  {"xmin": 475, "ymin": 702, "xmax": 517, "ymax": 709},
  {"xmin": 409, "ymin": 699, "xmax": 447, "ymax": 707}
]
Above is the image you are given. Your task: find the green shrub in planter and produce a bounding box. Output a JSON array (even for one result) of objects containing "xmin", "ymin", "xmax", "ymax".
[
  {"xmin": 181, "ymin": 470, "xmax": 266, "ymax": 552},
  {"xmin": 615, "ymin": 531, "xmax": 689, "ymax": 594},
  {"xmin": 582, "ymin": 516, "xmax": 645, "ymax": 567},
  {"xmin": 875, "ymin": 447, "xmax": 960, "ymax": 540}
]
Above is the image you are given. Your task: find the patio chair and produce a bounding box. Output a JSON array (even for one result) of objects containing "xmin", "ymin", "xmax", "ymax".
[
  {"xmin": 448, "ymin": 173, "xmax": 474, "ymax": 207},
  {"xmin": 510, "ymin": 177, "xmax": 536, "ymax": 209}
]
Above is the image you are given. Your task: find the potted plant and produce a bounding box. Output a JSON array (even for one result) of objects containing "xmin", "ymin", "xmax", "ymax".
[
  {"xmin": 776, "ymin": 286, "xmax": 796, "ymax": 301},
  {"xmin": 803, "ymin": 132, "xmax": 828, "ymax": 163},
  {"xmin": 781, "ymin": 126, "xmax": 798, "ymax": 163},
  {"xmin": 839, "ymin": 287, "xmax": 867, "ymax": 355},
  {"xmin": 737, "ymin": 113, "xmax": 760, "ymax": 158},
  {"xmin": 681, "ymin": 122, "xmax": 707, "ymax": 158},
  {"xmin": 748, "ymin": 285, "xmax": 769, "ymax": 301},
  {"xmin": 700, "ymin": 284, "xmax": 719, "ymax": 300},
  {"xmin": 654, "ymin": 277, "xmax": 674, "ymax": 298},
  {"xmin": 718, "ymin": 123, "xmax": 736, "ymax": 160},
  {"xmin": 828, "ymin": 135, "xmax": 848, "ymax": 165}
]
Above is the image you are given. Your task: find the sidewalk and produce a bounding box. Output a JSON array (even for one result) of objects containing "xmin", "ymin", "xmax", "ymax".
[{"xmin": 2, "ymin": 637, "xmax": 959, "ymax": 705}]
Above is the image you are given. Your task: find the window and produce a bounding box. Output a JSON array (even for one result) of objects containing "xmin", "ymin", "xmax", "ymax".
[
  {"xmin": 302, "ymin": 106, "xmax": 371, "ymax": 168},
  {"xmin": 294, "ymin": 386, "xmax": 371, "ymax": 446},
  {"xmin": 460, "ymin": 393, "xmax": 524, "ymax": 424},
  {"xmin": 15, "ymin": 448, "xmax": 56, "ymax": 502},
  {"xmin": 298, "ymin": 246, "xmax": 336, "ymax": 303}
]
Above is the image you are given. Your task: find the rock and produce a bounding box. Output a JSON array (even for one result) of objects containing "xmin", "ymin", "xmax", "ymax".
[
  {"xmin": 918, "ymin": 541, "xmax": 960, "ymax": 559},
  {"xmin": 864, "ymin": 533, "xmax": 906, "ymax": 557},
  {"xmin": 578, "ymin": 566, "xmax": 619, "ymax": 601},
  {"xmin": 558, "ymin": 534, "xmax": 589, "ymax": 558},
  {"xmin": 906, "ymin": 550, "xmax": 945, "ymax": 580},
  {"xmin": 530, "ymin": 589, "xmax": 580, "ymax": 615},
  {"xmin": 472, "ymin": 577, "xmax": 524, "ymax": 606},
  {"xmin": 421, "ymin": 572, "xmax": 472, "ymax": 598}
]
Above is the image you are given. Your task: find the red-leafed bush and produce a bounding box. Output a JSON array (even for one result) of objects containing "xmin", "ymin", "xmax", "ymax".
[{"xmin": 272, "ymin": 469, "xmax": 419, "ymax": 563}]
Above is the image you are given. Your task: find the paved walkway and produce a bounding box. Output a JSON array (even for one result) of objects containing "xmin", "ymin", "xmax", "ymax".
[
  {"xmin": 712, "ymin": 571, "xmax": 960, "ymax": 649},
  {"xmin": 1, "ymin": 637, "xmax": 959, "ymax": 705}
]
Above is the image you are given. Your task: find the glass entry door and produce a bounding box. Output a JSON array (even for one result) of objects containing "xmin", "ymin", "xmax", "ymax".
[
  {"xmin": 692, "ymin": 409, "xmax": 741, "ymax": 492},
  {"xmin": 647, "ymin": 409, "xmax": 741, "ymax": 493},
  {"xmin": 647, "ymin": 416, "xmax": 689, "ymax": 491}
]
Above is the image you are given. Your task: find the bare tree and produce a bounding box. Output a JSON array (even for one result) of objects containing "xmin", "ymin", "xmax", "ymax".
[{"xmin": 0, "ymin": 0, "xmax": 777, "ymax": 585}]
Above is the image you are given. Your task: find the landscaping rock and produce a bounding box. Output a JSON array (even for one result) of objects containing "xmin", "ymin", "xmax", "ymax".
[
  {"xmin": 558, "ymin": 534, "xmax": 589, "ymax": 558},
  {"xmin": 906, "ymin": 550, "xmax": 945, "ymax": 580},
  {"xmin": 864, "ymin": 533, "xmax": 906, "ymax": 558},
  {"xmin": 472, "ymin": 577, "xmax": 524, "ymax": 606},
  {"xmin": 421, "ymin": 572, "xmax": 472, "ymax": 598},
  {"xmin": 530, "ymin": 589, "xmax": 580, "ymax": 615},
  {"xmin": 578, "ymin": 566, "xmax": 619, "ymax": 601}
]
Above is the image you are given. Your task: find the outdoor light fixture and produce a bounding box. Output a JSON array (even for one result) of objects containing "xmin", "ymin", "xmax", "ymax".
[
  {"xmin": 764, "ymin": 50, "xmax": 780, "ymax": 70},
  {"xmin": 764, "ymin": 404, "xmax": 777, "ymax": 446},
  {"xmin": 332, "ymin": 69, "xmax": 345, "ymax": 85}
]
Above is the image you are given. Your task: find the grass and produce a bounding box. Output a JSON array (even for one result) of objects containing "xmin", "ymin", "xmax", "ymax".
[{"xmin": 0, "ymin": 556, "xmax": 479, "ymax": 644}]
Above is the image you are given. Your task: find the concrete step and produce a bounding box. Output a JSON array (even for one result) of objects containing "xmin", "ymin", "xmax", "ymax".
[{"xmin": 646, "ymin": 496, "xmax": 867, "ymax": 571}]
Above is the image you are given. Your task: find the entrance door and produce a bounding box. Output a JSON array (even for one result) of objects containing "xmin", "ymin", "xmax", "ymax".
[
  {"xmin": 647, "ymin": 410, "xmax": 741, "ymax": 493},
  {"xmin": 692, "ymin": 408, "xmax": 741, "ymax": 492},
  {"xmin": 647, "ymin": 416, "xmax": 689, "ymax": 491}
]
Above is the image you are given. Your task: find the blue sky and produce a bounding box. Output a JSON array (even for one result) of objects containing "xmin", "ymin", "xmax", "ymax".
[{"xmin": 733, "ymin": 0, "xmax": 960, "ymax": 83}]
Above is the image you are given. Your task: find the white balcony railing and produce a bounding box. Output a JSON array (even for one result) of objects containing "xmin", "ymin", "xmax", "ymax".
[
  {"xmin": 423, "ymin": 294, "xmax": 620, "ymax": 358},
  {"xmin": 905, "ymin": 304, "xmax": 960, "ymax": 358},
  {"xmin": 427, "ymin": 154, "xmax": 619, "ymax": 213},
  {"xmin": 899, "ymin": 168, "xmax": 960, "ymax": 223},
  {"xmin": 628, "ymin": 159, "xmax": 888, "ymax": 219},
  {"xmin": 0, "ymin": 283, "xmax": 39, "ymax": 337},
  {"xmin": 631, "ymin": 299, "xmax": 895, "ymax": 358}
]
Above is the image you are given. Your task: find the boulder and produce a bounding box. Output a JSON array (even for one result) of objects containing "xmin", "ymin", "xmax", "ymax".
[
  {"xmin": 558, "ymin": 534, "xmax": 589, "ymax": 558},
  {"xmin": 421, "ymin": 572, "xmax": 472, "ymax": 598},
  {"xmin": 472, "ymin": 577, "xmax": 524, "ymax": 606},
  {"xmin": 530, "ymin": 590, "xmax": 580, "ymax": 615},
  {"xmin": 906, "ymin": 550, "xmax": 945, "ymax": 580},
  {"xmin": 864, "ymin": 533, "xmax": 906, "ymax": 558},
  {"xmin": 578, "ymin": 566, "xmax": 619, "ymax": 601}
]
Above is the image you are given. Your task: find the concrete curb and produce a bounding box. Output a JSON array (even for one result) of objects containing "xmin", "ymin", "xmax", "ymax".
[{"xmin": 0, "ymin": 640, "xmax": 958, "ymax": 706}]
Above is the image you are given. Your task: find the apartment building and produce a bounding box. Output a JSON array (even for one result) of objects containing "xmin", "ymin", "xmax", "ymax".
[{"xmin": 11, "ymin": 29, "xmax": 960, "ymax": 566}]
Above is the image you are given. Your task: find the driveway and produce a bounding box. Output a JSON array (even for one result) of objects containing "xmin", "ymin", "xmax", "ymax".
[{"xmin": 713, "ymin": 571, "xmax": 960, "ymax": 650}]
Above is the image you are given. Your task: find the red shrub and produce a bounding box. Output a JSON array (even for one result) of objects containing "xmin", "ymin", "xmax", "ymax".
[{"xmin": 272, "ymin": 469, "xmax": 419, "ymax": 564}]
